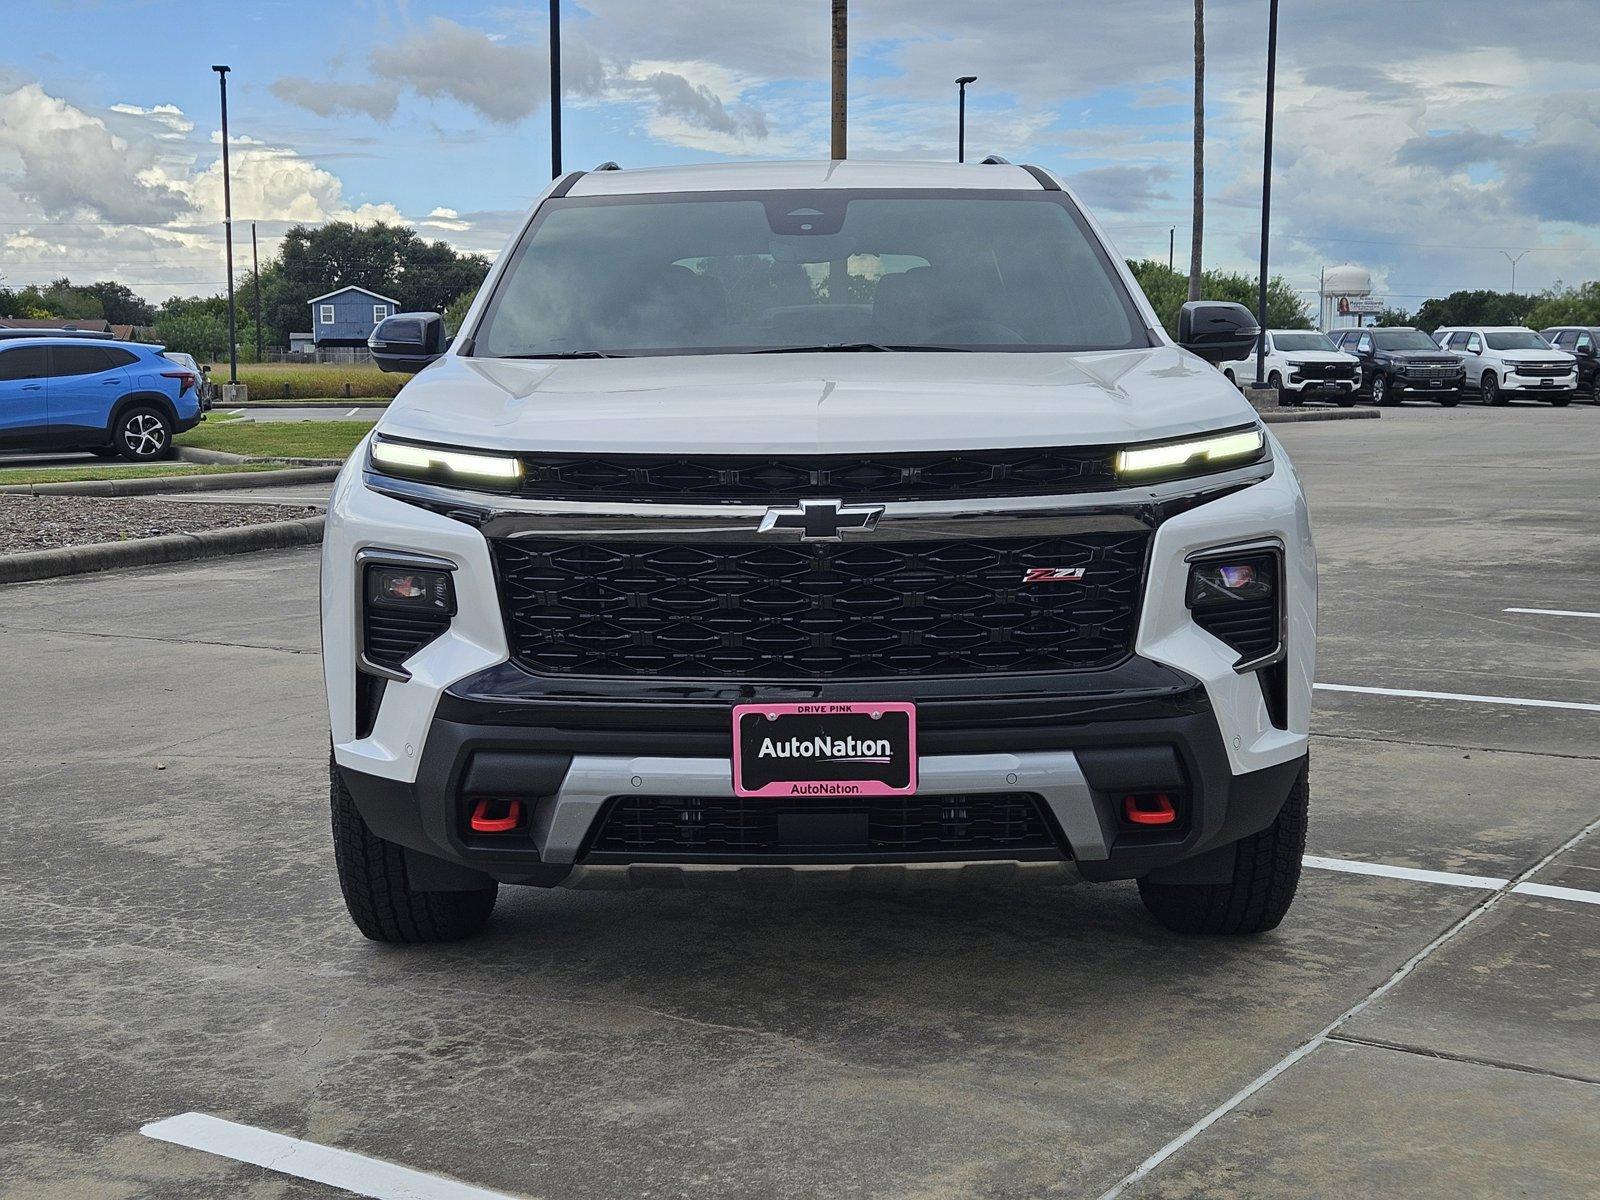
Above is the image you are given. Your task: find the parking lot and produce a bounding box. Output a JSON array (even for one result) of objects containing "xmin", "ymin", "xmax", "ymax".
[{"xmin": 1, "ymin": 404, "xmax": 1596, "ymax": 1198}]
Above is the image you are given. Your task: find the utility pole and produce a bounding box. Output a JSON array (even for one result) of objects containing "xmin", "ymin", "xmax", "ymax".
[
  {"xmin": 251, "ymin": 222, "xmax": 263, "ymax": 362},
  {"xmin": 212, "ymin": 65, "xmax": 238, "ymax": 387},
  {"xmin": 1188, "ymin": 0, "xmax": 1205, "ymax": 301},
  {"xmin": 549, "ymin": 0, "xmax": 562, "ymax": 177},
  {"xmin": 1254, "ymin": 0, "xmax": 1278, "ymax": 388},
  {"xmin": 1169, "ymin": 227, "xmax": 1175, "ymax": 273},
  {"xmin": 830, "ymin": 0, "xmax": 847, "ymax": 160},
  {"xmin": 956, "ymin": 76, "xmax": 976, "ymax": 163},
  {"xmin": 1501, "ymin": 249, "xmax": 1527, "ymax": 293}
]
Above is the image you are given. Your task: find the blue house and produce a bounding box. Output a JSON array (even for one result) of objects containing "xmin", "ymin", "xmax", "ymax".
[{"xmin": 309, "ymin": 285, "xmax": 401, "ymax": 347}]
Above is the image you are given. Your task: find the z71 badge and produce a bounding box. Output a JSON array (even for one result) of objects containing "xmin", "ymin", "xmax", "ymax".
[{"xmin": 1022, "ymin": 566, "xmax": 1088, "ymax": 584}]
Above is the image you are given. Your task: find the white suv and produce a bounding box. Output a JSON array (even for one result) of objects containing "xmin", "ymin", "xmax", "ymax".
[
  {"xmin": 1219, "ymin": 329, "xmax": 1360, "ymax": 405},
  {"xmin": 322, "ymin": 159, "xmax": 1316, "ymax": 944},
  {"xmin": 1433, "ymin": 326, "xmax": 1577, "ymax": 405}
]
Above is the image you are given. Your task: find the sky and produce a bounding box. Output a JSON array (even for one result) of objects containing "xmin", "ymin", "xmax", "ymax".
[{"xmin": 2, "ymin": 0, "xmax": 1599, "ymax": 318}]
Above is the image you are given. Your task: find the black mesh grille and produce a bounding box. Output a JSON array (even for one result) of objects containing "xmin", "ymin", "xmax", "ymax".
[
  {"xmin": 588, "ymin": 793, "xmax": 1059, "ymax": 858},
  {"xmin": 1192, "ymin": 597, "xmax": 1277, "ymax": 660},
  {"xmin": 492, "ymin": 533, "xmax": 1149, "ymax": 680},
  {"xmin": 1291, "ymin": 363, "xmax": 1356, "ymax": 379},
  {"xmin": 513, "ymin": 448, "xmax": 1118, "ymax": 504},
  {"xmin": 363, "ymin": 608, "xmax": 451, "ymax": 670}
]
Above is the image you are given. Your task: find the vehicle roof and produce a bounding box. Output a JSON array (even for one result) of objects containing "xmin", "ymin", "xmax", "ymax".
[
  {"xmin": 0, "ymin": 335, "xmax": 156, "ymax": 350},
  {"xmin": 565, "ymin": 158, "xmax": 1047, "ymax": 197},
  {"xmin": 1434, "ymin": 325, "xmax": 1537, "ymax": 332}
]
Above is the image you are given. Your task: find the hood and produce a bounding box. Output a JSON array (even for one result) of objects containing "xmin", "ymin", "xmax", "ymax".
[
  {"xmin": 376, "ymin": 347, "xmax": 1257, "ymax": 455},
  {"xmin": 1496, "ymin": 349, "xmax": 1575, "ymax": 363},
  {"xmin": 1280, "ymin": 351, "xmax": 1356, "ymax": 364},
  {"xmin": 1385, "ymin": 349, "xmax": 1459, "ymax": 363}
]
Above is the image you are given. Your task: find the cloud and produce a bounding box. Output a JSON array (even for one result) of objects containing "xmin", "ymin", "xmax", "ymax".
[
  {"xmin": 269, "ymin": 76, "xmax": 401, "ymax": 121},
  {"xmin": 0, "ymin": 84, "xmax": 188, "ymax": 223},
  {"xmin": 369, "ymin": 16, "xmax": 603, "ymax": 124},
  {"xmin": 1066, "ymin": 165, "xmax": 1174, "ymax": 211},
  {"xmin": 633, "ymin": 71, "xmax": 767, "ymax": 139}
]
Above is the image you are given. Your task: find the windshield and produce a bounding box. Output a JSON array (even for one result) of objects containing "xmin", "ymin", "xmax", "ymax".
[
  {"xmin": 472, "ymin": 190, "xmax": 1151, "ymax": 357},
  {"xmin": 1485, "ymin": 331, "xmax": 1550, "ymax": 351},
  {"xmin": 1273, "ymin": 332, "xmax": 1336, "ymax": 353},
  {"xmin": 1372, "ymin": 330, "xmax": 1439, "ymax": 351}
]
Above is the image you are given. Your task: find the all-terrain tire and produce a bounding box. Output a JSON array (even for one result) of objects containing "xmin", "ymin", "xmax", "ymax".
[
  {"xmin": 330, "ymin": 753, "xmax": 497, "ymax": 942},
  {"xmin": 1137, "ymin": 764, "xmax": 1308, "ymax": 935}
]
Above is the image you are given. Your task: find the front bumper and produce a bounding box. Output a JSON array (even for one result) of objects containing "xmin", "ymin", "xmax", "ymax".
[
  {"xmin": 338, "ymin": 662, "xmax": 1307, "ymax": 886},
  {"xmin": 1502, "ymin": 372, "xmax": 1578, "ymax": 393}
]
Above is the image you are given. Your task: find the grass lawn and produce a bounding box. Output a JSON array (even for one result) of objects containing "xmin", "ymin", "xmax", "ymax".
[
  {"xmin": 176, "ymin": 419, "xmax": 375, "ymax": 461},
  {"xmin": 0, "ymin": 462, "xmax": 288, "ymax": 486},
  {"xmin": 211, "ymin": 362, "xmax": 406, "ymax": 400}
]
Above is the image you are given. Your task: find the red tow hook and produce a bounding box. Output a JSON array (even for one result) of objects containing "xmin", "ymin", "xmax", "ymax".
[
  {"xmin": 1123, "ymin": 794, "xmax": 1178, "ymax": 826},
  {"xmin": 469, "ymin": 798, "xmax": 523, "ymax": 834}
]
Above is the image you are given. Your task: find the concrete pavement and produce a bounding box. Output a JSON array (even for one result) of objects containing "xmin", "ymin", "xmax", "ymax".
[{"xmin": 0, "ymin": 404, "xmax": 1596, "ymax": 1198}]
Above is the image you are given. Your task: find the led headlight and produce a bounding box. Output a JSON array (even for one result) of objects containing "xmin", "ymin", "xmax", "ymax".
[
  {"xmin": 369, "ymin": 436, "xmax": 524, "ymax": 488},
  {"xmin": 1115, "ymin": 426, "xmax": 1265, "ymax": 478}
]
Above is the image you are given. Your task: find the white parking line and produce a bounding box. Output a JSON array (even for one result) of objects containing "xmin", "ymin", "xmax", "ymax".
[
  {"xmin": 1315, "ymin": 682, "xmax": 1600, "ymax": 713},
  {"xmin": 1093, "ymin": 812, "xmax": 1600, "ymax": 1200},
  {"xmin": 346, "ymin": 408, "xmax": 359, "ymax": 417},
  {"xmin": 1503, "ymin": 607, "xmax": 1600, "ymax": 620},
  {"xmin": 1511, "ymin": 881, "xmax": 1600, "ymax": 907},
  {"xmin": 141, "ymin": 1113, "xmax": 516, "ymax": 1199},
  {"xmin": 227, "ymin": 408, "xmax": 243, "ymax": 415},
  {"xmin": 1302, "ymin": 855, "xmax": 1508, "ymax": 890}
]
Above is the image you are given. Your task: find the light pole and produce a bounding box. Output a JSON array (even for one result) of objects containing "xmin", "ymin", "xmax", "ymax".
[
  {"xmin": 956, "ymin": 76, "xmax": 976, "ymax": 163},
  {"xmin": 212, "ymin": 65, "xmax": 237, "ymax": 388},
  {"xmin": 251, "ymin": 221, "xmax": 263, "ymax": 362},
  {"xmin": 1253, "ymin": 0, "xmax": 1278, "ymax": 388},
  {"xmin": 1501, "ymin": 250, "xmax": 1527, "ymax": 293},
  {"xmin": 549, "ymin": 0, "xmax": 562, "ymax": 177},
  {"xmin": 830, "ymin": 0, "xmax": 847, "ymax": 160}
]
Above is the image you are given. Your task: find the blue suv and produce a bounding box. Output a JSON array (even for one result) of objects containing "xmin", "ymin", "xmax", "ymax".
[{"xmin": 0, "ymin": 336, "xmax": 205, "ymax": 461}]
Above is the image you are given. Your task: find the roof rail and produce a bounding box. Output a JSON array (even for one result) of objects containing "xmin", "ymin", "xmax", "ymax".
[
  {"xmin": 593, "ymin": 161, "xmax": 622, "ymax": 171},
  {"xmin": 980, "ymin": 154, "xmax": 1012, "ymax": 165}
]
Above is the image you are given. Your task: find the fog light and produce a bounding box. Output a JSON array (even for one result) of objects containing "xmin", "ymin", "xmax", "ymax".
[
  {"xmin": 367, "ymin": 565, "xmax": 453, "ymax": 614},
  {"xmin": 1186, "ymin": 548, "xmax": 1283, "ymax": 670},
  {"xmin": 1187, "ymin": 556, "xmax": 1275, "ymax": 608}
]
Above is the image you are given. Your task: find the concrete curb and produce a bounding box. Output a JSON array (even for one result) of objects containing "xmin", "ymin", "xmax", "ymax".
[
  {"xmin": 1262, "ymin": 408, "xmax": 1381, "ymax": 423},
  {"xmin": 176, "ymin": 446, "xmax": 253, "ymax": 465},
  {"xmin": 0, "ymin": 515, "xmax": 325, "ymax": 585},
  {"xmin": 223, "ymin": 400, "xmax": 391, "ymax": 409},
  {"xmin": 0, "ymin": 466, "xmax": 340, "ymax": 497}
]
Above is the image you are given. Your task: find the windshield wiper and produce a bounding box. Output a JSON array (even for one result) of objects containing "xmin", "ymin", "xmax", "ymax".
[
  {"xmin": 500, "ymin": 350, "xmax": 628, "ymax": 359},
  {"xmin": 751, "ymin": 342, "xmax": 974, "ymax": 354}
]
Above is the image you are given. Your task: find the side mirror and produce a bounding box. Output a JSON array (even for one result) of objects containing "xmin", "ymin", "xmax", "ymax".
[
  {"xmin": 1177, "ymin": 301, "xmax": 1261, "ymax": 365},
  {"xmin": 369, "ymin": 312, "xmax": 449, "ymax": 374}
]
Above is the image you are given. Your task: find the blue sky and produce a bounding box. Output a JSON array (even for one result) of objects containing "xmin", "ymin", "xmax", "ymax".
[{"xmin": 3, "ymin": 0, "xmax": 1599, "ymax": 315}]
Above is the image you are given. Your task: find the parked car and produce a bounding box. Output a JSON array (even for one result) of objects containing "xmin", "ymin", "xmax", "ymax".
[
  {"xmin": 1538, "ymin": 326, "xmax": 1600, "ymax": 400},
  {"xmin": 1431, "ymin": 326, "xmax": 1577, "ymax": 405},
  {"xmin": 322, "ymin": 158, "xmax": 1316, "ymax": 944},
  {"xmin": 0, "ymin": 336, "xmax": 203, "ymax": 460},
  {"xmin": 162, "ymin": 351, "xmax": 215, "ymax": 411},
  {"xmin": 1327, "ymin": 327, "xmax": 1465, "ymax": 406},
  {"xmin": 1219, "ymin": 329, "xmax": 1360, "ymax": 405}
]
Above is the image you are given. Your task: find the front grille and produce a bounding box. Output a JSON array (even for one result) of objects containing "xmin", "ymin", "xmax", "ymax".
[
  {"xmin": 492, "ymin": 533, "xmax": 1150, "ymax": 680},
  {"xmin": 363, "ymin": 608, "xmax": 451, "ymax": 670},
  {"xmin": 1514, "ymin": 363, "xmax": 1571, "ymax": 378},
  {"xmin": 1403, "ymin": 363, "xmax": 1460, "ymax": 380},
  {"xmin": 512, "ymin": 448, "xmax": 1118, "ymax": 504},
  {"xmin": 587, "ymin": 793, "xmax": 1060, "ymax": 858},
  {"xmin": 1291, "ymin": 363, "xmax": 1355, "ymax": 380}
]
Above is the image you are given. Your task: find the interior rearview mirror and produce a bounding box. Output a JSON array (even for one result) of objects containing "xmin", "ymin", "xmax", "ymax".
[
  {"xmin": 1177, "ymin": 301, "xmax": 1261, "ymax": 365},
  {"xmin": 369, "ymin": 312, "xmax": 449, "ymax": 374}
]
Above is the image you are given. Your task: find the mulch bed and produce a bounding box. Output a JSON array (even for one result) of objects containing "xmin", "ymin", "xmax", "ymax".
[{"xmin": 0, "ymin": 495, "xmax": 319, "ymax": 555}]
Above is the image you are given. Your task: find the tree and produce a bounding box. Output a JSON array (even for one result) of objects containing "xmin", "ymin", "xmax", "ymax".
[
  {"xmin": 1188, "ymin": 0, "xmax": 1205, "ymax": 302},
  {"xmin": 1412, "ymin": 289, "xmax": 1532, "ymax": 331},
  {"xmin": 1374, "ymin": 307, "xmax": 1415, "ymax": 327},
  {"xmin": 81, "ymin": 281, "xmax": 156, "ymax": 326},
  {"xmin": 151, "ymin": 295, "xmax": 237, "ymax": 361},
  {"xmin": 1525, "ymin": 281, "xmax": 1600, "ymax": 330},
  {"xmin": 254, "ymin": 221, "xmax": 491, "ymax": 348},
  {"xmin": 1127, "ymin": 260, "xmax": 1310, "ymax": 336}
]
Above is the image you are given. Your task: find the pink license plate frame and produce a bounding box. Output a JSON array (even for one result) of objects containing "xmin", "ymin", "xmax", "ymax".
[{"xmin": 731, "ymin": 702, "xmax": 917, "ymax": 798}]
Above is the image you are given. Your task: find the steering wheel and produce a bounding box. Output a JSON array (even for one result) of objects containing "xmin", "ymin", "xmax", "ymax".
[{"xmin": 929, "ymin": 318, "xmax": 1028, "ymax": 345}]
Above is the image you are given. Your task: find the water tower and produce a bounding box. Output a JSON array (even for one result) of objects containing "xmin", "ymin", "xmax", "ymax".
[{"xmin": 1319, "ymin": 264, "xmax": 1376, "ymax": 331}]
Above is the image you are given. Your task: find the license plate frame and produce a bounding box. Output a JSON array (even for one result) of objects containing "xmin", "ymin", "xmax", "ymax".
[{"xmin": 732, "ymin": 702, "xmax": 917, "ymax": 798}]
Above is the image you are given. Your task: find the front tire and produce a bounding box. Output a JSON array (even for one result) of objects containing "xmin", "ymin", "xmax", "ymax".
[
  {"xmin": 1549, "ymin": 392, "xmax": 1572, "ymax": 408},
  {"xmin": 115, "ymin": 405, "xmax": 174, "ymax": 462},
  {"xmin": 330, "ymin": 754, "xmax": 498, "ymax": 943},
  {"xmin": 1138, "ymin": 765, "xmax": 1308, "ymax": 936},
  {"xmin": 1482, "ymin": 373, "xmax": 1507, "ymax": 405}
]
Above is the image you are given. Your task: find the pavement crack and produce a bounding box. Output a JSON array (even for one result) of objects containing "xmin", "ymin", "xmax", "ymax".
[
  {"xmin": 1310, "ymin": 731, "xmax": 1600, "ymax": 761},
  {"xmin": 1325, "ymin": 1033, "xmax": 1600, "ymax": 1088},
  {"xmin": 11, "ymin": 625, "xmax": 316, "ymax": 656}
]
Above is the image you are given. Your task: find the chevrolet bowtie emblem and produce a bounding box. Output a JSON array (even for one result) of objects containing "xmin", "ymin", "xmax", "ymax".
[{"xmin": 758, "ymin": 499, "xmax": 886, "ymax": 543}]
